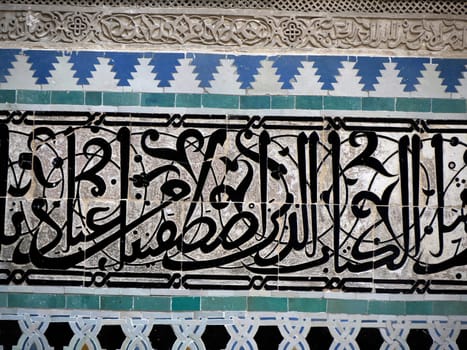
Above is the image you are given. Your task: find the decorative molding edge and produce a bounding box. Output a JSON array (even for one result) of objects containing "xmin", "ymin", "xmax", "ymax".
[
  {"xmin": 1, "ymin": 0, "xmax": 467, "ymax": 16},
  {"xmin": 0, "ymin": 7, "xmax": 466, "ymax": 53}
]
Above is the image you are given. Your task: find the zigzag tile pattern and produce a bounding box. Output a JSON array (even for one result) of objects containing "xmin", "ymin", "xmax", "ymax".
[{"xmin": 0, "ymin": 50, "xmax": 466, "ymax": 98}]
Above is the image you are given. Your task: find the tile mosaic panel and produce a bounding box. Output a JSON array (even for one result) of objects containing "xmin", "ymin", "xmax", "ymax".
[
  {"xmin": 0, "ymin": 43, "xmax": 465, "ymax": 347},
  {"xmin": 0, "ymin": 50, "xmax": 466, "ymax": 98},
  {"xmin": 0, "ymin": 310, "xmax": 466, "ymax": 350},
  {"xmin": 0, "ymin": 112, "xmax": 465, "ymax": 294}
]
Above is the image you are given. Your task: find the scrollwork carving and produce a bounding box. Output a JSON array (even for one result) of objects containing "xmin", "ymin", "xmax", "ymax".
[
  {"xmin": 100, "ymin": 14, "xmax": 271, "ymax": 46},
  {"xmin": 0, "ymin": 9, "xmax": 465, "ymax": 51}
]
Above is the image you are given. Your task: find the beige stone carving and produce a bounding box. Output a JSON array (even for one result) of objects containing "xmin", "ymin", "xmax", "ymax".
[
  {"xmin": 1, "ymin": 0, "xmax": 466, "ymax": 16},
  {"xmin": 0, "ymin": 8, "xmax": 465, "ymax": 52}
]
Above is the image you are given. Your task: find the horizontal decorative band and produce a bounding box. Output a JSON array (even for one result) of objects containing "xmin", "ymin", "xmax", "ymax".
[
  {"xmin": 1, "ymin": 91, "xmax": 465, "ymax": 114},
  {"xmin": 1, "ymin": 308, "xmax": 466, "ymax": 350},
  {"xmin": 1, "ymin": 292, "xmax": 467, "ymax": 314},
  {"xmin": 2, "ymin": 269, "xmax": 467, "ymax": 294},
  {"xmin": 0, "ymin": 112, "xmax": 465, "ymax": 294},
  {"xmin": 2, "ymin": 0, "xmax": 466, "ymax": 15},
  {"xmin": 0, "ymin": 8, "xmax": 465, "ymax": 52},
  {"xmin": 1, "ymin": 50, "xmax": 466, "ymax": 98}
]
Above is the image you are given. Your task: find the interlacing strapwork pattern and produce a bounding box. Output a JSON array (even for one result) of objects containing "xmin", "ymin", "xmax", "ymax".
[
  {"xmin": 0, "ymin": 313, "xmax": 466, "ymax": 350},
  {"xmin": 1, "ymin": 0, "xmax": 466, "ymax": 15}
]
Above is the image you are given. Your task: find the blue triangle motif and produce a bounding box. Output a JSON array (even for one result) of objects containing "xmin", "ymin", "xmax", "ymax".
[
  {"xmin": 309, "ymin": 56, "xmax": 346, "ymax": 90},
  {"xmin": 271, "ymin": 55, "xmax": 306, "ymax": 89},
  {"xmin": 25, "ymin": 50, "xmax": 62, "ymax": 85},
  {"xmin": 188, "ymin": 53, "xmax": 224, "ymax": 88},
  {"xmin": 232, "ymin": 55, "xmax": 266, "ymax": 89},
  {"xmin": 392, "ymin": 57, "xmax": 429, "ymax": 92},
  {"xmin": 107, "ymin": 52, "xmax": 143, "ymax": 86},
  {"xmin": 432, "ymin": 58, "xmax": 467, "ymax": 93},
  {"xmin": 149, "ymin": 53, "xmax": 184, "ymax": 87},
  {"xmin": 354, "ymin": 57, "xmax": 389, "ymax": 91},
  {"xmin": 0, "ymin": 49, "xmax": 20, "ymax": 83},
  {"xmin": 68, "ymin": 51, "xmax": 104, "ymax": 85}
]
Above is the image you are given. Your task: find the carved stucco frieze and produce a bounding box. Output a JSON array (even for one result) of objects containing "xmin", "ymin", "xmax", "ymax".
[
  {"xmin": 2, "ymin": 0, "xmax": 466, "ymax": 16},
  {"xmin": 0, "ymin": 8, "xmax": 466, "ymax": 52}
]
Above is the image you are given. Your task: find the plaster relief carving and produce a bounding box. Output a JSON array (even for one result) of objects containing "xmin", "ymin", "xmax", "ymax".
[
  {"xmin": 1, "ymin": 0, "xmax": 466, "ymax": 16},
  {"xmin": 100, "ymin": 14, "xmax": 271, "ymax": 46},
  {"xmin": 0, "ymin": 9, "xmax": 465, "ymax": 52}
]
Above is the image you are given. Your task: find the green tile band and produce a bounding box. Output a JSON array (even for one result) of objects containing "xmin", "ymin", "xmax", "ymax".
[
  {"xmin": 172, "ymin": 296, "xmax": 201, "ymax": 311},
  {"xmin": 368, "ymin": 300, "xmax": 406, "ymax": 315},
  {"xmin": 101, "ymin": 295, "xmax": 133, "ymax": 311},
  {"xmin": 176, "ymin": 93, "xmax": 202, "ymax": 107},
  {"xmin": 396, "ymin": 98, "xmax": 431, "ymax": 112},
  {"xmin": 4, "ymin": 91, "xmax": 467, "ymax": 113},
  {"xmin": 432, "ymin": 99, "xmax": 466, "ymax": 113},
  {"xmin": 8, "ymin": 293, "xmax": 65, "ymax": 309},
  {"xmin": 327, "ymin": 299, "xmax": 368, "ymax": 314},
  {"xmin": 203, "ymin": 94, "xmax": 239, "ymax": 109},
  {"xmin": 0, "ymin": 90, "xmax": 15, "ymax": 104},
  {"xmin": 1, "ymin": 292, "xmax": 467, "ymax": 315},
  {"xmin": 240, "ymin": 95, "xmax": 270, "ymax": 109},
  {"xmin": 296, "ymin": 96, "xmax": 323, "ymax": 110},
  {"xmin": 134, "ymin": 296, "xmax": 171, "ymax": 311},
  {"xmin": 289, "ymin": 298, "xmax": 326, "ymax": 313},
  {"xmin": 17, "ymin": 90, "xmax": 50, "ymax": 104},
  {"xmin": 248, "ymin": 297, "xmax": 288, "ymax": 312},
  {"xmin": 51, "ymin": 91, "xmax": 84, "ymax": 105},
  {"xmin": 103, "ymin": 92, "xmax": 140, "ymax": 106},
  {"xmin": 0, "ymin": 293, "xmax": 7, "ymax": 307},
  {"xmin": 324, "ymin": 96, "xmax": 361, "ymax": 110},
  {"xmin": 406, "ymin": 301, "xmax": 433, "ymax": 315},
  {"xmin": 141, "ymin": 93, "xmax": 175, "ymax": 107},
  {"xmin": 201, "ymin": 296, "xmax": 247, "ymax": 311},
  {"xmin": 85, "ymin": 91, "xmax": 102, "ymax": 106},
  {"xmin": 362, "ymin": 97, "xmax": 395, "ymax": 111},
  {"xmin": 66, "ymin": 295, "xmax": 100, "ymax": 310},
  {"xmin": 271, "ymin": 95, "xmax": 295, "ymax": 109},
  {"xmin": 432, "ymin": 301, "xmax": 467, "ymax": 315}
]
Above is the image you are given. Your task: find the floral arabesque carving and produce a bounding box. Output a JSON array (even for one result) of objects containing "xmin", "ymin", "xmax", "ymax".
[
  {"xmin": 100, "ymin": 14, "xmax": 271, "ymax": 46},
  {"xmin": 0, "ymin": 9, "xmax": 465, "ymax": 51}
]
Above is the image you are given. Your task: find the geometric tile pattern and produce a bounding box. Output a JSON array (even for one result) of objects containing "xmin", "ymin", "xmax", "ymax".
[
  {"xmin": 1, "ymin": 50, "xmax": 466, "ymax": 98},
  {"xmin": 0, "ymin": 310, "xmax": 466, "ymax": 350}
]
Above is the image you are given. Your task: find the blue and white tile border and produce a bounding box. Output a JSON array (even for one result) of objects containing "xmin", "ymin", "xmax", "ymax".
[{"xmin": 0, "ymin": 50, "xmax": 466, "ymax": 98}]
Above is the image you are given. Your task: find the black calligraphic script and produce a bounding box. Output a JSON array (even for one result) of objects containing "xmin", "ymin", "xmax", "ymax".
[{"xmin": 0, "ymin": 112, "xmax": 466, "ymax": 293}]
